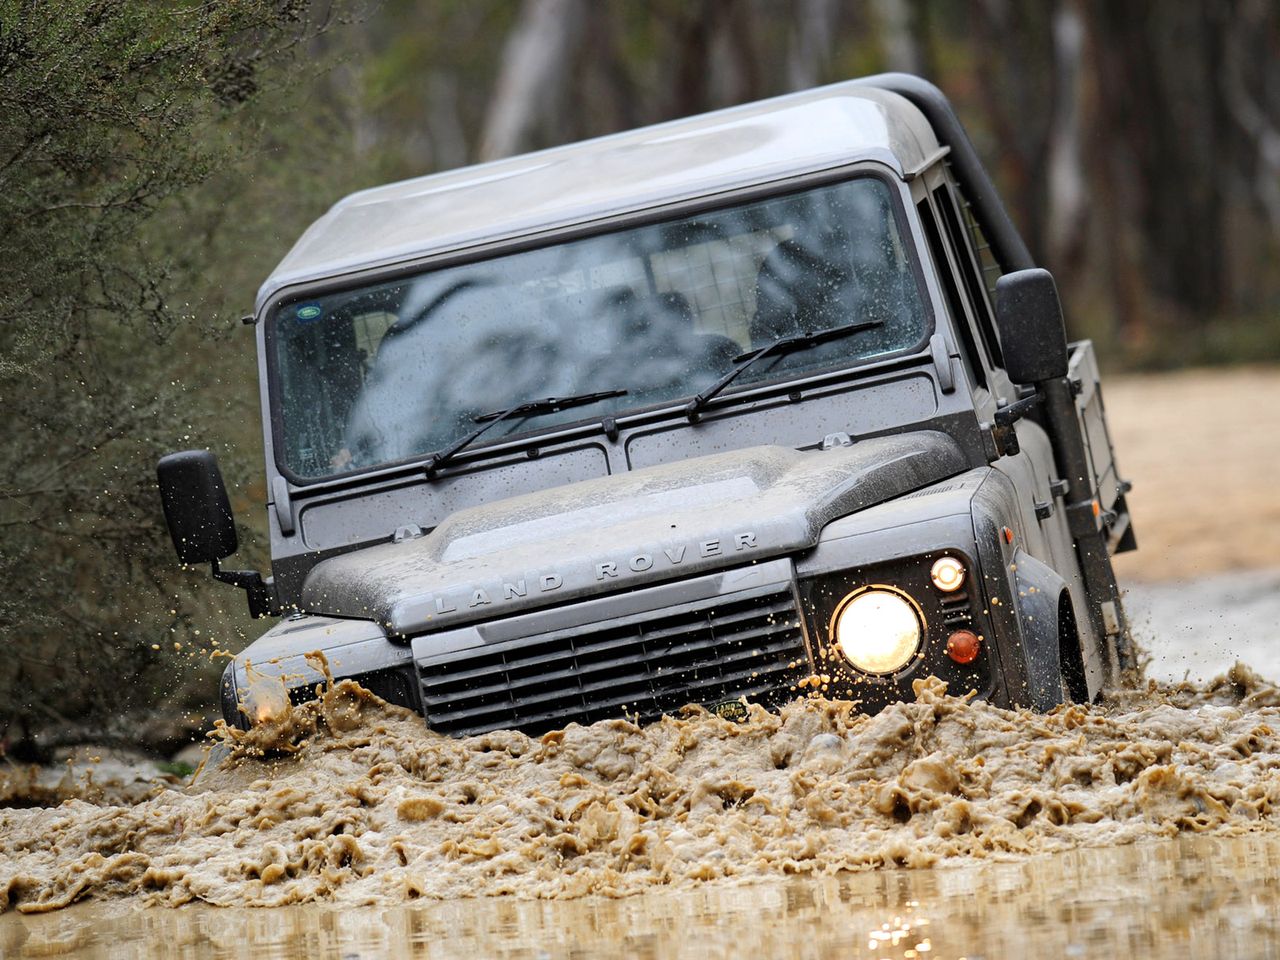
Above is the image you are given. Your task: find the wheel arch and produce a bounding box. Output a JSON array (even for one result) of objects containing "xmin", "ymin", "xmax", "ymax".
[
  {"xmin": 1057, "ymin": 588, "xmax": 1089, "ymax": 703},
  {"xmin": 1010, "ymin": 548, "xmax": 1078, "ymax": 710}
]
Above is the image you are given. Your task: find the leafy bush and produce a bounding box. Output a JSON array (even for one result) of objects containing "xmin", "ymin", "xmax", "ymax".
[{"xmin": 0, "ymin": 1, "xmax": 357, "ymax": 756}]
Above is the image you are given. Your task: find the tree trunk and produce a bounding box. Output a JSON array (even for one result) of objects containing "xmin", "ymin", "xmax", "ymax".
[
  {"xmin": 477, "ymin": 0, "xmax": 586, "ymax": 162},
  {"xmin": 788, "ymin": 0, "xmax": 837, "ymax": 90},
  {"xmin": 872, "ymin": 0, "xmax": 921, "ymax": 75},
  {"xmin": 1046, "ymin": 0, "xmax": 1087, "ymax": 273}
]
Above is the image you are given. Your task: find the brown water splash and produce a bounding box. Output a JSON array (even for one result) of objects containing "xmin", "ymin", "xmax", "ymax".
[{"xmin": 5, "ymin": 668, "xmax": 1280, "ymax": 914}]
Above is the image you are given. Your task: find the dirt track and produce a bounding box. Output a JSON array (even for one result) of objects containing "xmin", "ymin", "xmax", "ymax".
[
  {"xmin": 1103, "ymin": 365, "xmax": 1280, "ymax": 682},
  {"xmin": 1106, "ymin": 365, "xmax": 1280, "ymax": 583}
]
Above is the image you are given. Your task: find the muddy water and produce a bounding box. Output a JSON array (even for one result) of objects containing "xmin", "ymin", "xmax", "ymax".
[
  {"xmin": 7, "ymin": 664, "xmax": 1280, "ymax": 922},
  {"xmin": 4, "ymin": 830, "xmax": 1280, "ymax": 958}
]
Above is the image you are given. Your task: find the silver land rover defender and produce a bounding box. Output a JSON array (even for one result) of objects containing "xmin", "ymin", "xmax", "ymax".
[{"xmin": 158, "ymin": 74, "xmax": 1136, "ymax": 736}]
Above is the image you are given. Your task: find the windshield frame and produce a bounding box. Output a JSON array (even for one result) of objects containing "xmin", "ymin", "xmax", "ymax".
[{"xmin": 262, "ymin": 163, "xmax": 935, "ymax": 486}]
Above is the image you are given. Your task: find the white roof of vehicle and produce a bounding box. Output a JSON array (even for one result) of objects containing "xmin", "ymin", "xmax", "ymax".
[{"xmin": 257, "ymin": 79, "xmax": 943, "ymax": 311}]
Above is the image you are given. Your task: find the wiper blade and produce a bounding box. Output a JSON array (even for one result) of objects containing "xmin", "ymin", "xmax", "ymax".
[
  {"xmin": 425, "ymin": 389, "xmax": 628, "ymax": 479},
  {"xmin": 470, "ymin": 389, "xmax": 629, "ymax": 423},
  {"xmin": 684, "ymin": 319, "xmax": 883, "ymax": 420}
]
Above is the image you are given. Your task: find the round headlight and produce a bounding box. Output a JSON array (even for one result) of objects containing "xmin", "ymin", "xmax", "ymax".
[
  {"xmin": 831, "ymin": 587, "xmax": 923, "ymax": 675},
  {"xmin": 930, "ymin": 556, "xmax": 966, "ymax": 592}
]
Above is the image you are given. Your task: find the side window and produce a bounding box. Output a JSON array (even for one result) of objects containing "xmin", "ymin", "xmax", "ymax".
[
  {"xmin": 936, "ymin": 181, "xmax": 1005, "ymax": 367},
  {"xmin": 917, "ymin": 197, "xmax": 986, "ymax": 389}
]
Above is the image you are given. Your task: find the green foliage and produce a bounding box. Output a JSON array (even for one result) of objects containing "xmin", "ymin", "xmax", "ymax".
[
  {"xmin": 0, "ymin": 0, "xmax": 360, "ymax": 752},
  {"xmin": 1118, "ymin": 310, "xmax": 1280, "ymax": 372},
  {"xmin": 155, "ymin": 759, "xmax": 196, "ymax": 778}
]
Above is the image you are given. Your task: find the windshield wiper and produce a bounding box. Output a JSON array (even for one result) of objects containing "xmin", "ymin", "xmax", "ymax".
[
  {"xmin": 684, "ymin": 319, "xmax": 883, "ymax": 420},
  {"xmin": 424, "ymin": 389, "xmax": 628, "ymax": 479}
]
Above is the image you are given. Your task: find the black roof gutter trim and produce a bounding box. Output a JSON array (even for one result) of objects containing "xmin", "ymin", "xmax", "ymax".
[{"xmin": 857, "ymin": 73, "xmax": 1037, "ymax": 274}]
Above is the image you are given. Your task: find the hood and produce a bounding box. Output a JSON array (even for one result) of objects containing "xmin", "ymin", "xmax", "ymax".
[{"xmin": 302, "ymin": 431, "xmax": 967, "ymax": 636}]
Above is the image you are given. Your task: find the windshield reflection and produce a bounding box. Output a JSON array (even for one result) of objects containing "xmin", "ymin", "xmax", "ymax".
[{"xmin": 272, "ymin": 176, "xmax": 929, "ymax": 479}]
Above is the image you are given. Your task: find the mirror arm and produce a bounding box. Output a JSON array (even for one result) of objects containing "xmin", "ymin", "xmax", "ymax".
[
  {"xmin": 993, "ymin": 392, "xmax": 1043, "ymax": 428},
  {"xmin": 211, "ymin": 561, "xmax": 280, "ymax": 619},
  {"xmin": 989, "ymin": 392, "xmax": 1045, "ymax": 458}
]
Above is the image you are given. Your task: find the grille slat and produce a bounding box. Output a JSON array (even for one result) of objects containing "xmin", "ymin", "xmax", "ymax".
[
  {"xmin": 416, "ymin": 582, "xmax": 807, "ymax": 736},
  {"xmin": 420, "ymin": 607, "xmax": 790, "ymax": 685},
  {"xmin": 939, "ymin": 588, "xmax": 974, "ymax": 627},
  {"xmin": 420, "ymin": 620, "xmax": 801, "ymax": 701},
  {"xmin": 461, "ymin": 674, "xmax": 797, "ymax": 734},
  {"xmin": 427, "ymin": 658, "xmax": 803, "ymax": 732},
  {"xmin": 422, "ymin": 630, "xmax": 803, "ymax": 712}
]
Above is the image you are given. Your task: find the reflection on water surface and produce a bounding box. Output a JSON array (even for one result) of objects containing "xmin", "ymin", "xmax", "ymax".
[{"xmin": 4, "ymin": 831, "xmax": 1280, "ymax": 959}]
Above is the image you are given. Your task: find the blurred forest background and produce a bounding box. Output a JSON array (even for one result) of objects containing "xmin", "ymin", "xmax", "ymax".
[{"xmin": 1, "ymin": 0, "xmax": 1278, "ymax": 758}]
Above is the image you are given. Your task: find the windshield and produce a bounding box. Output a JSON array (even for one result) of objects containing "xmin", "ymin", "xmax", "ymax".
[{"xmin": 271, "ymin": 175, "xmax": 930, "ymax": 479}]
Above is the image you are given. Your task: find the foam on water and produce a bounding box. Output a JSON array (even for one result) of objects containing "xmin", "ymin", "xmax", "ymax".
[{"xmin": 4, "ymin": 665, "xmax": 1280, "ymax": 913}]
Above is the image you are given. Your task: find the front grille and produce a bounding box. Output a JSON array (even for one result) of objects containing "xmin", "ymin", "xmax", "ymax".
[
  {"xmin": 939, "ymin": 588, "xmax": 974, "ymax": 627},
  {"xmin": 416, "ymin": 582, "xmax": 808, "ymax": 737}
]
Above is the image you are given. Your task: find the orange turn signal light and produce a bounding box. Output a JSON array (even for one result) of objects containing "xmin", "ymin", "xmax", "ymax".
[{"xmin": 946, "ymin": 629, "xmax": 982, "ymax": 665}]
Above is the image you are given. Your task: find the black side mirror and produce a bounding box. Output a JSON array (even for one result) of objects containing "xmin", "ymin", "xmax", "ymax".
[
  {"xmin": 157, "ymin": 450, "xmax": 238, "ymax": 565},
  {"xmin": 995, "ymin": 268, "xmax": 1069, "ymax": 383}
]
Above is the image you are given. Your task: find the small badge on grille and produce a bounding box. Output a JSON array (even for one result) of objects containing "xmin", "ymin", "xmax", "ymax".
[{"xmin": 710, "ymin": 698, "xmax": 749, "ymax": 722}]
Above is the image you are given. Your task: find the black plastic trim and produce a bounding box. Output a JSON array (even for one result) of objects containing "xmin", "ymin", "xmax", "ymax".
[{"xmin": 856, "ymin": 74, "xmax": 1036, "ymax": 274}]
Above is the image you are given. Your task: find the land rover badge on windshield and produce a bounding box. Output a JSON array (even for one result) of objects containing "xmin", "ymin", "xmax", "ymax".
[{"xmin": 157, "ymin": 74, "xmax": 1136, "ymax": 736}]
